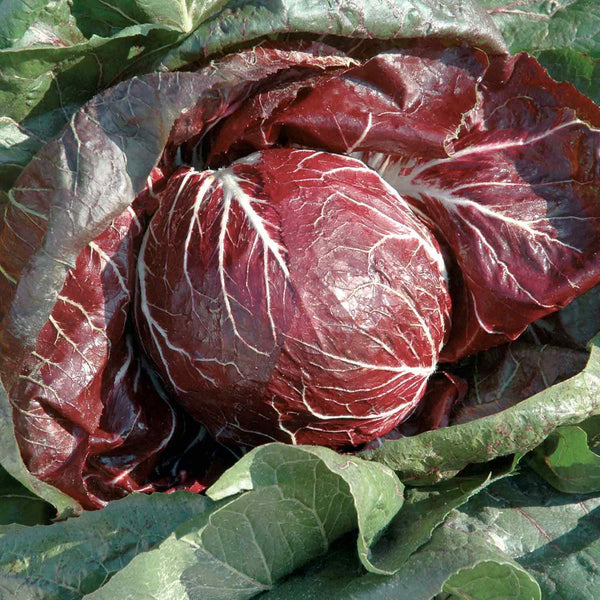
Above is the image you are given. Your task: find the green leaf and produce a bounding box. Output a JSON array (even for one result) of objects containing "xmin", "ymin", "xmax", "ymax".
[
  {"xmin": 442, "ymin": 560, "xmax": 542, "ymax": 600},
  {"xmin": 454, "ymin": 470, "xmax": 600, "ymax": 598},
  {"xmin": 7, "ymin": 0, "xmax": 86, "ymax": 49},
  {"xmin": 480, "ymin": 1, "xmax": 600, "ymax": 105},
  {"xmin": 361, "ymin": 336, "xmax": 600, "ymax": 484},
  {"xmin": 452, "ymin": 342, "xmax": 588, "ymax": 425},
  {"xmin": 529, "ymin": 425, "xmax": 600, "ymax": 493},
  {"xmin": 0, "ymin": 0, "xmax": 52, "ymax": 49},
  {"xmin": 0, "ymin": 491, "xmax": 214, "ymax": 599},
  {"xmin": 577, "ymin": 414, "xmax": 600, "ymax": 450},
  {"xmin": 268, "ymin": 468, "xmax": 600, "ymax": 599},
  {"xmin": 365, "ymin": 474, "xmax": 493, "ymax": 574},
  {"xmin": 536, "ymin": 49, "xmax": 600, "ymax": 106},
  {"xmin": 160, "ymin": 0, "xmax": 507, "ymax": 71},
  {"xmin": 0, "ymin": 26, "xmax": 182, "ymax": 125},
  {"xmin": 0, "ymin": 0, "xmax": 232, "ymax": 192},
  {"xmin": 70, "ymin": 0, "xmax": 230, "ymax": 36},
  {"xmin": 0, "ymin": 0, "xmax": 84, "ymax": 50},
  {"xmin": 261, "ymin": 527, "xmax": 540, "ymax": 600},
  {"xmin": 83, "ymin": 445, "xmax": 403, "ymax": 599},
  {"xmin": 208, "ymin": 443, "xmax": 404, "ymax": 571},
  {"xmin": 0, "ymin": 107, "xmax": 80, "ymax": 193},
  {"xmin": 0, "ymin": 464, "xmax": 52, "ymax": 526},
  {"xmin": 0, "ymin": 26, "xmax": 182, "ymax": 192},
  {"xmin": 0, "ymin": 117, "xmax": 47, "ymax": 190},
  {"xmin": 480, "ymin": 0, "xmax": 600, "ymax": 57}
]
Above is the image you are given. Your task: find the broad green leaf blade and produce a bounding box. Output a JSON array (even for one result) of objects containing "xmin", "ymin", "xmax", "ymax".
[
  {"xmin": 454, "ymin": 470, "xmax": 600, "ymax": 599},
  {"xmin": 0, "ymin": 491, "xmax": 214, "ymax": 599},
  {"xmin": 480, "ymin": 1, "xmax": 600, "ymax": 105},
  {"xmin": 480, "ymin": 0, "xmax": 600, "ymax": 57},
  {"xmin": 207, "ymin": 444, "xmax": 404, "ymax": 573},
  {"xmin": 577, "ymin": 414, "xmax": 600, "ymax": 450},
  {"xmin": 0, "ymin": 106, "xmax": 81, "ymax": 196},
  {"xmin": 70, "ymin": 0, "xmax": 230, "ymax": 36},
  {"xmin": 8, "ymin": 0, "xmax": 86, "ymax": 49},
  {"xmin": 529, "ymin": 425, "xmax": 600, "ymax": 493},
  {"xmin": 0, "ymin": 26, "xmax": 182, "ymax": 125},
  {"xmin": 452, "ymin": 342, "xmax": 588, "ymax": 425},
  {"xmin": 362, "ymin": 337, "xmax": 600, "ymax": 484},
  {"xmin": 160, "ymin": 0, "xmax": 507, "ymax": 71},
  {"xmin": 261, "ymin": 527, "xmax": 539, "ymax": 600},
  {"xmin": 82, "ymin": 504, "xmax": 269, "ymax": 600},
  {"xmin": 442, "ymin": 560, "xmax": 541, "ymax": 600},
  {"xmin": 0, "ymin": 118, "xmax": 49, "ymax": 194},
  {"xmin": 366, "ymin": 473, "xmax": 492, "ymax": 574},
  {"xmin": 84, "ymin": 445, "xmax": 403, "ymax": 599},
  {"xmin": 536, "ymin": 49, "xmax": 600, "ymax": 106},
  {"xmin": 0, "ymin": 0, "xmax": 51, "ymax": 49},
  {"xmin": 0, "ymin": 465, "xmax": 52, "ymax": 526},
  {"xmin": 364, "ymin": 455, "xmax": 522, "ymax": 575},
  {"xmin": 0, "ymin": 25, "xmax": 182, "ymax": 192}
]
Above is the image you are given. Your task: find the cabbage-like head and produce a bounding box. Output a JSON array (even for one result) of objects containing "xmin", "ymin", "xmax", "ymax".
[{"xmin": 136, "ymin": 149, "xmax": 451, "ymax": 447}]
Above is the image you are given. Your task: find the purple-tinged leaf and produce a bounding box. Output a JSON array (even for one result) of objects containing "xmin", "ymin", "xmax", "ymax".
[
  {"xmin": 0, "ymin": 43, "xmax": 355, "ymax": 506},
  {"xmin": 452, "ymin": 342, "xmax": 589, "ymax": 426}
]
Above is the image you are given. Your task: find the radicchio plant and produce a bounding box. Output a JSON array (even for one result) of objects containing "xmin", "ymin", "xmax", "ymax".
[{"xmin": 1, "ymin": 37, "xmax": 600, "ymax": 509}]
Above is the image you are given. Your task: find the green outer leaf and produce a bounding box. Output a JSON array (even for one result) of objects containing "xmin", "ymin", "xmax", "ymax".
[
  {"xmin": 0, "ymin": 25, "xmax": 182, "ymax": 124},
  {"xmin": 268, "ymin": 468, "xmax": 600, "ymax": 599},
  {"xmin": 577, "ymin": 414, "xmax": 600, "ymax": 450},
  {"xmin": 0, "ymin": 0, "xmax": 230, "ymax": 191},
  {"xmin": 480, "ymin": 0, "xmax": 600, "ymax": 105},
  {"xmin": 479, "ymin": 0, "xmax": 600, "ymax": 57},
  {"xmin": 70, "ymin": 0, "xmax": 230, "ymax": 36},
  {"xmin": 83, "ymin": 445, "xmax": 402, "ymax": 599},
  {"xmin": 261, "ymin": 526, "xmax": 539, "ymax": 600},
  {"xmin": 529, "ymin": 425, "xmax": 600, "ymax": 493},
  {"xmin": 442, "ymin": 560, "xmax": 541, "ymax": 600},
  {"xmin": 160, "ymin": 0, "xmax": 507, "ymax": 71},
  {"xmin": 454, "ymin": 470, "xmax": 600, "ymax": 599},
  {"xmin": 0, "ymin": 117, "xmax": 49, "ymax": 194},
  {"xmin": 536, "ymin": 49, "xmax": 600, "ymax": 106},
  {"xmin": 0, "ymin": 464, "xmax": 52, "ymax": 526},
  {"xmin": 0, "ymin": 25, "xmax": 183, "ymax": 192},
  {"xmin": 0, "ymin": 0, "xmax": 50, "ymax": 49},
  {"xmin": 361, "ymin": 336, "xmax": 600, "ymax": 484},
  {"xmin": 208, "ymin": 444, "xmax": 404, "ymax": 573},
  {"xmin": 9, "ymin": 0, "xmax": 86, "ymax": 50},
  {"xmin": 0, "ymin": 491, "xmax": 214, "ymax": 599},
  {"xmin": 366, "ymin": 473, "xmax": 492, "ymax": 574},
  {"xmin": 82, "ymin": 500, "xmax": 264, "ymax": 600}
]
